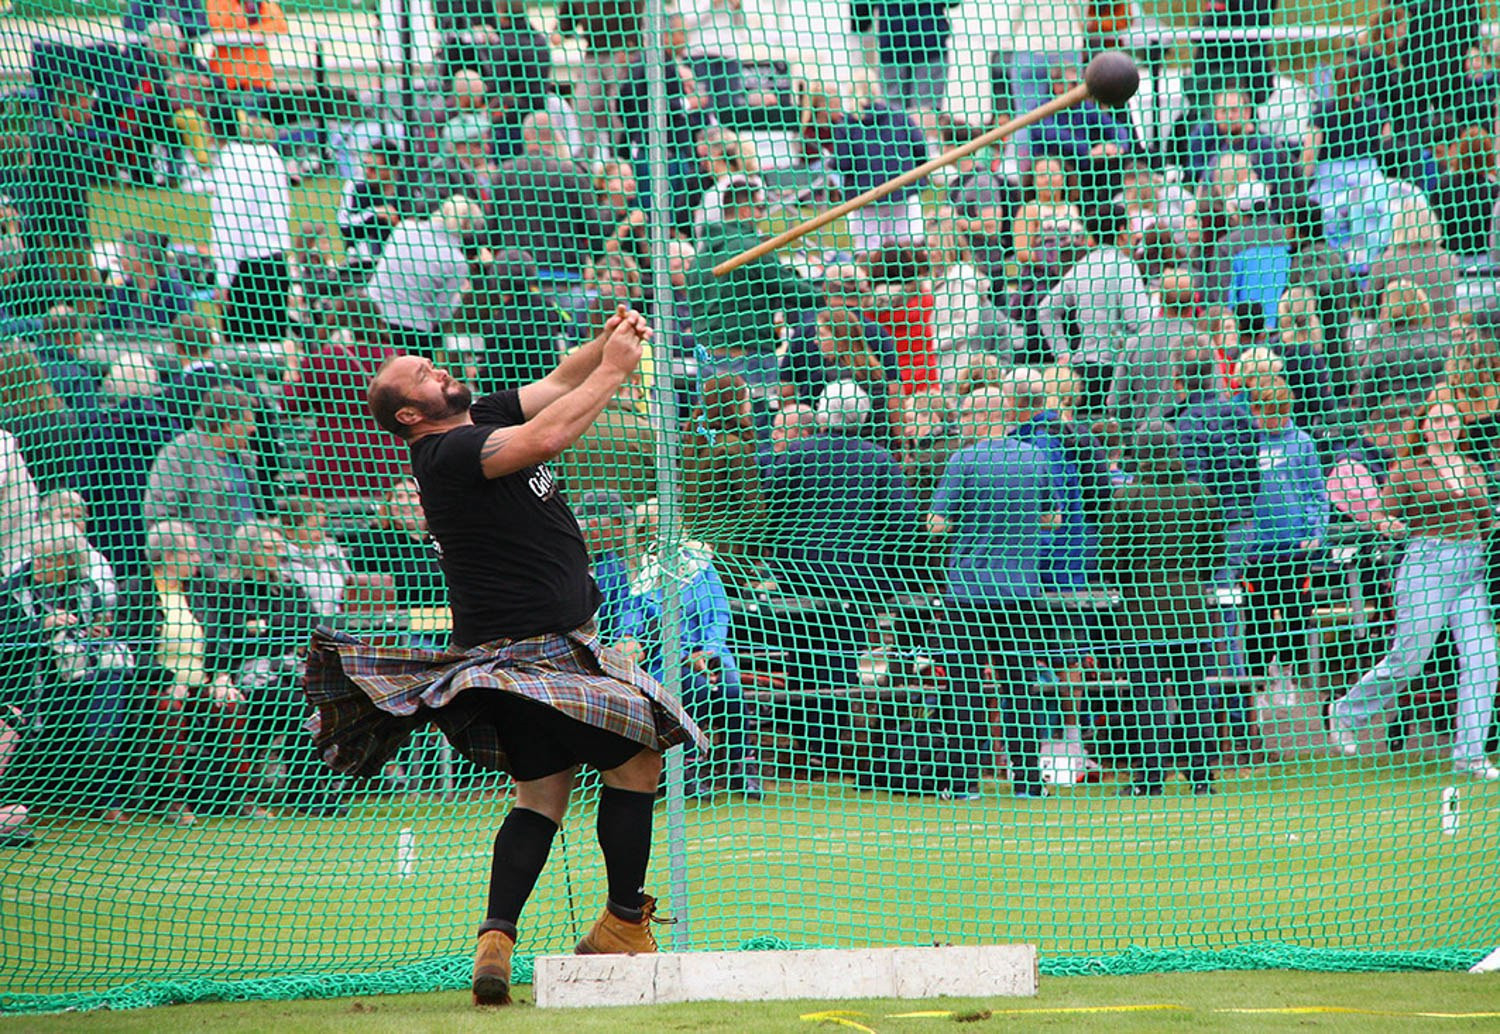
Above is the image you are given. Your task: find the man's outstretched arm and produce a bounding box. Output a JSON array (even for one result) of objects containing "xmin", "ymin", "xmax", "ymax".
[
  {"xmin": 518, "ymin": 306, "xmax": 643, "ymax": 419},
  {"xmin": 480, "ymin": 316, "xmax": 649, "ymax": 479}
]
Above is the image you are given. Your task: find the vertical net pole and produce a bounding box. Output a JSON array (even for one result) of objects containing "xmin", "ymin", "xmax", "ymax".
[{"xmin": 641, "ymin": 0, "xmax": 691, "ymax": 951}]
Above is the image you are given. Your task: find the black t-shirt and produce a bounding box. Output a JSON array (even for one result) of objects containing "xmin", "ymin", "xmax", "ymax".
[
  {"xmin": 1431, "ymin": 173, "xmax": 1500, "ymax": 257},
  {"xmin": 409, "ymin": 390, "xmax": 600, "ymax": 646}
]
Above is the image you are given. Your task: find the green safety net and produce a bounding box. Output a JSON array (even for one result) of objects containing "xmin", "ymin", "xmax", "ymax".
[{"xmin": 1, "ymin": 0, "xmax": 1499, "ymax": 1016}]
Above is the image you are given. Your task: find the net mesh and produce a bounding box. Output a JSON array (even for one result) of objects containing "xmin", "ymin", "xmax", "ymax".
[{"xmin": 2, "ymin": 0, "xmax": 1499, "ymax": 1015}]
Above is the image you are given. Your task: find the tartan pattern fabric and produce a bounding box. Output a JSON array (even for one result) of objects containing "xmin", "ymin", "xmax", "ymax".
[{"xmin": 301, "ymin": 621, "xmax": 707, "ymax": 778}]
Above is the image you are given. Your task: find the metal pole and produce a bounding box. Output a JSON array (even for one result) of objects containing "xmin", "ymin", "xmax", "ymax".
[
  {"xmin": 315, "ymin": 41, "xmax": 327, "ymax": 174},
  {"xmin": 399, "ymin": 0, "xmax": 414, "ymax": 156},
  {"xmin": 377, "ymin": 0, "xmax": 394, "ymax": 128},
  {"xmin": 642, "ymin": 0, "xmax": 691, "ymax": 951}
]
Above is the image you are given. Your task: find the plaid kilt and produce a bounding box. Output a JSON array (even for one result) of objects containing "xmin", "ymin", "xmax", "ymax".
[{"xmin": 301, "ymin": 621, "xmax": 708, "ymax": 778}]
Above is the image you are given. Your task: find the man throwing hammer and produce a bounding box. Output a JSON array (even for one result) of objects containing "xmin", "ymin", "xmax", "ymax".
[{"xmin": 302, "ymin": 305, "xmax": 706, "ymax": 1006}]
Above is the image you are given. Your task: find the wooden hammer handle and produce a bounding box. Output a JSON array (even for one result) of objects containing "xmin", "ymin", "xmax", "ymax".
[{"xmin": 710, "ymin": 83, "xmax": 1092, "ymax": 277}]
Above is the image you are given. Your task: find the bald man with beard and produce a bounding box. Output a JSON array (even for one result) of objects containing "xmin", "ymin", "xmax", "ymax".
[{"xmin": 303, "ymin": 306, "xmax": 705, "ymax": 1007}]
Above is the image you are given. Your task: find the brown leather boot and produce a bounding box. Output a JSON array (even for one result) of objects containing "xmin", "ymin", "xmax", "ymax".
[
  {"xmin": 574, "ymin": 895, "xmax": 674, "ymax": 955},
  {"xmin": 472, "ymin": 924, "xmax": 515, "ymax": 1006}
]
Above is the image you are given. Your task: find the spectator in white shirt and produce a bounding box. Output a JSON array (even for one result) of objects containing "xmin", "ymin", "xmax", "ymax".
[
  {"xmin": 0, "ymin": 429, "xmax": 39, "ymax": 570},
  {"xmin": 275, "ymin": 494, "xmax": 352, "ymax": 619},
  {"xmin": 37, "ymin": 489, "xmax": 120, "ymax": 618},
  {"xmin": 367, "ymin": 193, "xmax": 480, "ymax": 358},
  {"xmin": 1037, "ymin": 202, "xmax": 1154, "ymax": 423},
  {"xmin": 207, "ymin": 107, "xmax": 292, "ymax": 345}
]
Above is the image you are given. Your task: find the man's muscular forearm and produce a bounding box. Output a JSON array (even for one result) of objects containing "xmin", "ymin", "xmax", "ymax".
[
  {"xmin": 548, "ymin": 320, "xmax": 615, "ymax": 390},
  {"xmin": 481, "ymin": 362, "xmax": 635, "ymax": 477}
]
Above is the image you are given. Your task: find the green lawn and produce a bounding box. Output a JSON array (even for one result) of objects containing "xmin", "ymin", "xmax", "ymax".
[
  {"xmin": 4, "ymin": 973, "xmax": 1500, "ymax": 1032},
  {"xmin": 87, "ymin": 177, "xmax": 346, "ymax": 251},
  {"xmin": 1, "ymin": 756, "xmax": 1497, "ymax": 1016}
]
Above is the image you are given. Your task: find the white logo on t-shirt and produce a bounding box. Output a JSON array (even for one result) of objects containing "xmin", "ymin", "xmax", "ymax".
[{"xmin": 528, "ymin": 464, "xmax": 558, "ymax": 501}]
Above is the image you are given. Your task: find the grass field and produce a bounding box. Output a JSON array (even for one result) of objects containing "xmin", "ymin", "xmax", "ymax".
[
  {"xmin": 87, "ymin": 178, "xmax": 346, "ymax": 253},
  {"xmin": 2, "ymin": 754, "xmax": 1497, "ymax": 1014},
  {"xmin": 5, "ymin": 972, "xmax": 1500, "ymax": 1032}
]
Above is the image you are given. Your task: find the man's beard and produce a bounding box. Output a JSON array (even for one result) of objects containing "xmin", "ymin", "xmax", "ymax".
[{"xmin": 419, "ymin": 381, "xmax": 473, "ymax": 421}]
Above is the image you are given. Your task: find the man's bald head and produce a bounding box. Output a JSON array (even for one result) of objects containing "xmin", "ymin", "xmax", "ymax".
[
  {"xmin": 959, "ymin": 386, "xmax": 1009, "ymax": 441},
  {"xmin": 452, "ymin": 69, "xmax": 487, "ymax": 108},
  {"xmin": 368, "ymin": 354, "xmax": 473, "ymax": 439},
  {"xmin": 1004, "ymin": 367, "xmax": 1050, "ymax": 426},
  {"xmin": 368, "ymin": 357, "xmax": 418, "ymax": 438}
]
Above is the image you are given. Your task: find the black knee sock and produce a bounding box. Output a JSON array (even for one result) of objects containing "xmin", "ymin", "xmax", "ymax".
[
  {"xmin": 485, "ymin": 808, "xmax": 559, "ymax": 934},
  {"xmin": 596, "ymin": 786, "xmax": 655, "ymax": 914}
]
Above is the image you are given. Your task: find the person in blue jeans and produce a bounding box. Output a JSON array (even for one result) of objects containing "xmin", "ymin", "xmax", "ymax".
[
  {"xmin": 1331, "ymin": 400, "xmax": 1500, "ymax": 782},
  {"xmin": 573, "ymin": 490, "xmax": 635, "ymax": 644},
  {"xmin": 614, "ymin": 500, "xmax": 761, "ymax": 800},
  {"xmin": 1007, "ymin": 367, "xmax": 1108, "ymax": 591},
  {"xmin": 873, "ymin": 0, "xmax": 954, "ymax": 115},
  {"xmin": 929, "ymin": 381, "xmax": 1060, "ymax": 799}
]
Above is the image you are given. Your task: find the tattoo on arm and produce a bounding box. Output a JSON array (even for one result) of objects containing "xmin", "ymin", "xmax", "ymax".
[{"xmin": 480, "ymin": 434, "xmax": 510, "ymax": 464}]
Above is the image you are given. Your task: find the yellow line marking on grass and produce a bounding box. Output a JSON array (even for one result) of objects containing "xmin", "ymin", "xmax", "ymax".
[
  {"xmin": 806, "ymin": 1005, "xmax": 1188, "ymax": 1028},
  {"xmin": 892, "ymin": 1005, "xmax": 1187, "ymax": 1017},
  {"xmin": 800, "ymin": 1010, "xmax": 878, "ymax": 1032},
  {"xmin": 805, "ymin": 1004, "xmax": 1500, "ymax": 1029},
  {"xmin": 1218, "ymin": 1007, "xmax": 1500, "ymax": 1018}
]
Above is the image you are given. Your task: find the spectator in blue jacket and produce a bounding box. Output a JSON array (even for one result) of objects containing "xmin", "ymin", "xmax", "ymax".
[
  {"xmin": 826, "ymin": 89, "xmax": 931, "ymax": 252},
  {"xmin": 1005, "ymin": 367, "xmax": 1105, "ymax": 590},
  {"xmin": 613, "ymin": 499, "xmax": 761, "ymax": 800},
  {"xmin": 1242, "ymin": 374, "xmax": 1328, "ymax": 683},
  {"xmin": 1163, "ymin": 343, "xmax": 1263, "ymax": 530},
  {"xmin": 929, "ymin": 383, "xmax": 1059, "ymax": 799},
  {"xmin": 573, "ymin": 490, "xmax": 633, "ymax": 645},
  {"xmin": 757, "ymin": 381, "xmax": 923, "ymax": 603},
  {"xmin": 756, "ymin": 380, "xmax": 924, "ymax": 704},
  {"xmin": 1162, "ymin": 344, "xmax": 1263, "ymax": 692}
]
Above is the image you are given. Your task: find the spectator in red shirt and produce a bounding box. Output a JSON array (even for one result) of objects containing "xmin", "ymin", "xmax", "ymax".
[
  {"xmin": 863, "ymin": 244, "xmax": 938, "ymax": 395},
  {"xmin": 282, "ymin": 296, "xmax": 408, "ymax": 497}
]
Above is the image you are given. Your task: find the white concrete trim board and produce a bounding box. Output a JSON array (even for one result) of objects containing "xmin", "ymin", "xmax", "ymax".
[
  {"xmin": 1471, "ymin": 947, "xmax": 1500, "ymax": 974},
  {"xmin": 533, "ymin": 945, "xmax": 1039, "ymax": 1008}
]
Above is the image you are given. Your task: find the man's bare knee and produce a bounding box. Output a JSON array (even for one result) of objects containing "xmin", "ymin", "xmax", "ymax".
[
  {"xmin": 601, "ymin": 749, "xmax": 662, "ymax": 793},
  {"xmin": 514, "ymin": 766, "xmax": 578, "ymax": 824}
]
